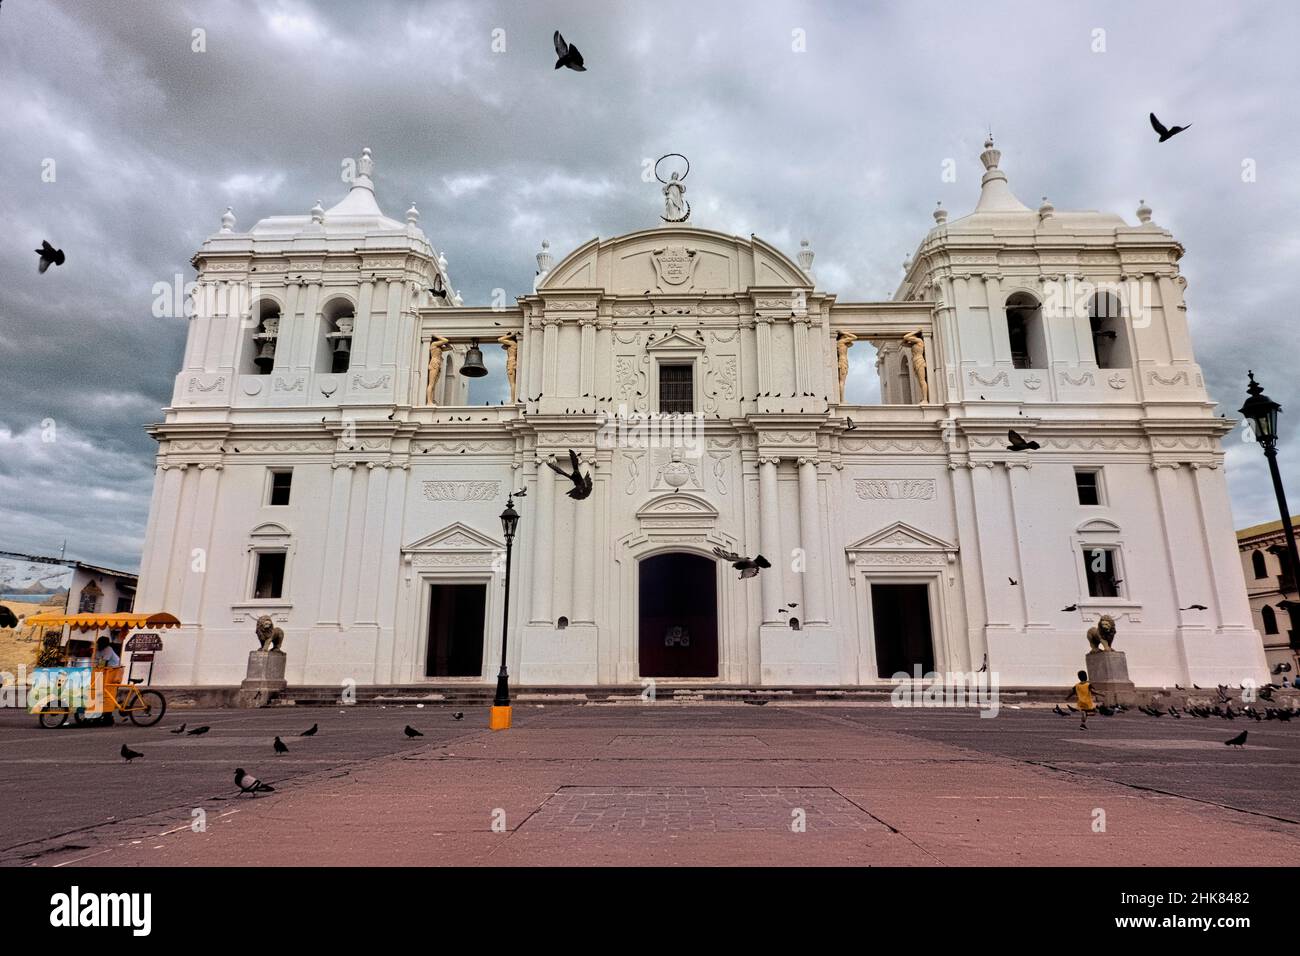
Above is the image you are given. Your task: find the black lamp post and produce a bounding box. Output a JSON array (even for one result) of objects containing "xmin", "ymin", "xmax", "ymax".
[
  {"xmin": 1239, "ymin": 371, "xmax": 1300, "ymax": 648},
  {"xmin": 492, "ymin": 495, "xmax": 520, "ymax": 726}
]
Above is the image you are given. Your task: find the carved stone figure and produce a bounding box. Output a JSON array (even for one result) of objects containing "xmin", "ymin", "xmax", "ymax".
[
  {"xmin": 425, "ymin": 334, "xmax": 451, "ymax": 405},
  {"xmin": 1086, "ymin": 614, "xmax": 1117, "ymax": 652},
  {"xmin": 497, "ymin": 333, "xmax": 519, "ymax": 403},
  {"xmin": 663, "ymin": 172, "xmax": 688, "ymax": 222},
  {"xmin": 255, "ymin": 615, "xmax": 285, "ymax": 653},
  {"xmin": 835, "ymin": 331, "xmax": 858, "ymax": 402},
  {"xmin": 902, "ymin": 329, "xmax": 929, "ymax": 404}
]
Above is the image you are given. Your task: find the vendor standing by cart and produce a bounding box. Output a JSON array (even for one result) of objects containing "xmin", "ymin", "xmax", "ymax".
[{"xmin": 91, "ymin": 630, "xmax": 125, "ymax": 725}]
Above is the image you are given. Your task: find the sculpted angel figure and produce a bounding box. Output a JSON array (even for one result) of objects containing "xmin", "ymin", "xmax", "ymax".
[
  {"xmin": 835, "ymin": 330, "xmax": 858, "ymax": 402},
  {"xmin": 901, "ymin": 329, "xmax": 929, "ymax": 404},
  {"xmin": 426, "ymin": 334, "xmax": 451, "ymax": 405},
  {"xmin": 497, "ymin": 332, "xmax": 520, "ymax": 403}
]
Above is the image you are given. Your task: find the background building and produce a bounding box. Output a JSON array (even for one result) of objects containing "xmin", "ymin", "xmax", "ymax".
[
  {"xmin": 134, "ymin": 143, "xmax": 1267, "ymax": 689},
  {"xmin": 0, "ymin": 550, "xmax": 137, "ymax": 673},
  {"xmin": 1238, "ymin": 516, "xmax": 1300, "ymax": 675}
]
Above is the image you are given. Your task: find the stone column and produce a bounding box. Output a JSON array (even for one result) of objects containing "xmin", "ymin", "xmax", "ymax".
[
  {"xmin": 791, "ymin": 314, "xmax": 811, "ymax": 398},
  {"xmin": 529, "ymin": 455, "xmax": 556, "ymax": 624},
  {"xmin": 754, "ymin": 315, "xmax": 774, "ymax": 396},
  {"xmin": 573, "ymin": 463, "xmax": 596, "ymax": 624},
  {"xmin": 318, "ymin": 464, "xmax": 354, "ymax": 624},
  {"xmin": 578, "ymin": 317, "xmax": 597, "ymax": 400},
  {"xmin": 758, "ymin": 457, "xmax": 782, "ymax": 624},
  {"xmin": 797, "ymin": 457, "xmax": 826, "ymax": 624}
]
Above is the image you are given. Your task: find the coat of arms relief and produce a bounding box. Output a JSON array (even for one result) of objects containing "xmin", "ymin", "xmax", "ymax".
[{"xmin": 651, "ymin": 245, "xmax": 699, "ymax": 291}]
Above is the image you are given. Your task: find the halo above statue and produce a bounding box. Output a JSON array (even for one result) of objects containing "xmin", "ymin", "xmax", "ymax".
[{"xmin": 655, "ymin": 153, "xmax": 691, "ymax": 223}]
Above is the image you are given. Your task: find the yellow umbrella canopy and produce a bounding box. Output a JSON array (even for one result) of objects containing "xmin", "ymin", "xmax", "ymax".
[{"xmin": 22, "ymin": 612, "xmax": 182, "ymax": 633}]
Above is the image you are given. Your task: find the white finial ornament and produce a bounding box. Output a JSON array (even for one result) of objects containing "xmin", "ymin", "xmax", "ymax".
[
  {"xmin": 310, "ymin": 199, "xmax": 325, "ymax": 224},
  {"xmin": 220, "ymin": 207, "xmax": 236, "ymax": 233},
  {"xmin": 406, "ymin": 202, "xmax": 420, "ymax": 225},
  {"xmin": 903, "ymin": 256, "xmax": 912, "ymax": 273},
  {"xmin": 933, "ymin": 200, "xmax": 948, "ymax": 225},
  {"xmin": 1136, "ymin": 198, "xmax": 1153, "ymax": 224},
  {"xmin": 797, "ymin": 238, "xmax": 815, "ymax": 272},
  {"xmin": 1037, "ymin": 195, "xmax": 1055, "ymax": 221},
  {"xmin": 437, "ymin": 251, "xmax": 448, "ymax": 272},
  {"xmin": 358, "ymin": 147, "xmax": 374, "ymax": 179},
  {"xmin": 451, "ymin": 289, "xmax": 463, "ymax": 306},
  {"xmin": 536, "ymin": 239, "xmax": 553, "ymax": 274}
]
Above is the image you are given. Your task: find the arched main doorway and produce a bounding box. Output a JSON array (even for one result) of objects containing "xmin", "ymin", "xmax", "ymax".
[{"xmin": 638, "ymin": 552, "xmax": 718, "ymax": 678}]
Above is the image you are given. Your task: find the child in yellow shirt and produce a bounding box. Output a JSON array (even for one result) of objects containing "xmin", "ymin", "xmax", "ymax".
[{"xmin": 1068, "ymin": 669, "xmax": 1103, "ymax": 730}]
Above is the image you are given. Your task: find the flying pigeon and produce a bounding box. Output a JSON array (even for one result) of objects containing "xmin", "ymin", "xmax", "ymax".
[
  {"xmin": 0, "ymin": 605, "xmax": 17, "ymax": 628},
  {"xmin": 235, "ymin": 768, "xmax": 275, "ymax": 796},
  {"xmin": 1006, "ymin": 429, "xmax": 1040, "ymax": 451},
  {"xmin": 187, "ymin": 726, "xmax": 210, "ymax": 736},
  {"xmin": 273, "ymin": 736, "xmax": 289, "ymax": 755},
  {"xmin": 121, "ymin": 744, "xmax": 143, "ymax": 763},
  {"xmin": 301, "ymin": 723, "xmax": 318, "ymax": 736},
  {"xmin": 1053, "ymin": 705, "xmax": 1068, "ymax": 716},
  {"xmin": 169, "ymin": 723, "xmax": 186, "ymax": 735},
  {"xmin": 35, "ymin": 240, "xmax": 65, "ymax": 273},
  {"xmin": 1179, "ymin": 604, "xmax": 1208, "ymax": 611},
  {"xmin": 1061, "ymin": 604, "xmax": 1079, "ymax": 612},
  {"xmin": 1224, "ymin": 730, "xmax": 1247, "ymax": 748},
  {"xmin": 404, "ymin": 725, "xmax": 423, "ymax": 738},
  {"xmin": 711, "ymin": 546, "xmax": 772, "ymax": 580},
  {"xmin": 1149, "ymin": 112, "xmax": 1191, "ymax": 142},
  {"xmin": 553, "ymin": 30, "xmax": 586, "ymax": 71},
  {"xmin": 547, "ymin": 449, "xmax": 593, "ymax": 500}
]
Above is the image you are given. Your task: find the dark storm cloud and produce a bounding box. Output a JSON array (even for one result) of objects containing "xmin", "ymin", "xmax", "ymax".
[{"xmin": 0, "ymin": 0, "xmax": 1296, "ymax": 571}]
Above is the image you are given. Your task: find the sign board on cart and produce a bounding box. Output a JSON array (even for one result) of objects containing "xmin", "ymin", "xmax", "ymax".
[{"xmin": 125, "ymin": 633, "xmax": 163, "ymax": 652}]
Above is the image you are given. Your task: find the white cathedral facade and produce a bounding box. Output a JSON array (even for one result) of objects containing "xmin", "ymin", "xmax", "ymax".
[{"xmin": 135, "ymin": 143, "xmax": 1268, "ymax": 689}]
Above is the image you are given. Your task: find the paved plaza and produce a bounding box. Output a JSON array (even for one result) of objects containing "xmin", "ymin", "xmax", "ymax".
[{"xmin": 2, "ymin": 702, "xmax": 1298, "ymax": 866}]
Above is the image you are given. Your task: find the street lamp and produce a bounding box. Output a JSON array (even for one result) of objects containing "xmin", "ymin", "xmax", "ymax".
[
  {"xmin": 490, "ymin": 494, "xmax": 520, "ymax": 731},
  {"xmin": 1239, "ymin": 370, "xmax": 1300, "ymax": 650}
]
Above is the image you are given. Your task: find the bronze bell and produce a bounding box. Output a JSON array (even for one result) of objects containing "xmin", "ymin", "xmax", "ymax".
[
  {"xmin": 253, "ymin": 340, "xmax": 276, "ymax": 373},
  {"xmin": 459, "ymin": 338, "xmax": 488, "ymax": 378}
]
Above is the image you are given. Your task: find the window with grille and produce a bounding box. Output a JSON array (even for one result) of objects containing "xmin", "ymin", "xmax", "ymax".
[{"xmin": 659, "ymin": 363, "xmax": 694, "ymax": 413}]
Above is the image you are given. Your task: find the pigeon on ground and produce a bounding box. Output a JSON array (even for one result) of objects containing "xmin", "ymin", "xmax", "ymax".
[
  {"xmin": 1149, "ymin": 112, "xmax": 1192, "ymax": 142},
  {"xmin": 169, "ymin": 723, "xmax": 186, "ymax": 735},
  {"xmin": 121, "ymin": 744, "xmax": 143, "ymax": 763},
  {"xmin": 235, "ymin": 768, "xmax": 274, "ymax": 796},
  {"xmin": 301, "ymin": 723, "xmax": 318, "ymax": 736},
  {"xmin": 36, "ymin": 240, "xmax": 65, "ymax": 273},
  {"xmin": 273, "ymin": 736, "xmax": 288, "ymax": 755},
  {"xmin": 712, "ymin": 546, "xmax": 772, "ymax": 580},
  {"xmin": 1224, "ymin": 730, "xmax": 1247, "ymax": 748},
  {"xmin": 187, "ymin": 726, "xmax": 210, "ymax": 736},
  {"xmin": 1006, "ymin": 429, "xmax": 1040, "ymax": 451},
  {"xmin": 452, "ymin": 712, "xmax": 464, "ymax": 721},
  {"xmin": 1053, "ymin": 705, "xmax": 1068, "ymax": 716},
  {"xmin": 547, "ymin": 449, "xmax": 593, "ymax": 500},
  {"xmin": 1097, "ymin": 704, "xmax": 1116, "ymax": 717},
  {"xmin": 404, "ymin": 725, "xmax": 423, "ymax": 738},
  {"xmin": 744, "ymin": 699, "xmax": 769, "ymax": 706},
  {"xmin": 553, "ymin": 31, "xmax": 586, "ymax": 71}
]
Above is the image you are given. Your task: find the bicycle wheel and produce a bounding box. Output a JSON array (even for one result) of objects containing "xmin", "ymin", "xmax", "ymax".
[
  {"xmin": 37, "ymin": 706, "xmax": 68, "ymax": 729},
  {"xmin": 128, "ymin": 690, "xmax": 166, "ymax": 727}
]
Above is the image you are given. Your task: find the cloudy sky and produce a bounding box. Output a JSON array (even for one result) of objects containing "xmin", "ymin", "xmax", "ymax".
[{"xmin": 0, "ymin": 0, "xmax": 1297, "ymax": 572}]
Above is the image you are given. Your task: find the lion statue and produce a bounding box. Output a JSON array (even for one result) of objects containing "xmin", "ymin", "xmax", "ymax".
[
  {"xmin": 1087, "ymin": 614, "xmax": 1117, "ymax": 652},
  {"xmin": 255, "ymin": 615, "xmax": 285, "ymax": 653}
]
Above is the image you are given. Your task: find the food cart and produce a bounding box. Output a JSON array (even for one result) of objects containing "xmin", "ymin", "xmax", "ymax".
[{"xmin": 24, "ymin": 612, "xmax": 181, "ymax": 728}]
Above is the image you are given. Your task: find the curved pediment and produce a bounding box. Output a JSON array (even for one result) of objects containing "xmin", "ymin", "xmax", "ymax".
[
  {"xmin": 539, "ymin": 227, "xmax": 811, "ymax": 296},
  {"xmin": 636, "ymin": 492, "xmax": 720, "ymax": 521},
  {"xmin": 249, "ymin": 521, "xmax": 292, "ymax": 538},
  {"xmin": 1076, "ymin": 518, "xmax": 1121, "ymax": 535}
]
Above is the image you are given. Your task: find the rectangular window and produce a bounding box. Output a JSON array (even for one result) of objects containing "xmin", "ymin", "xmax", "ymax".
[
  {"xmin": 659, "ymin": 363, "xmax": 694, "ymax": 414},
  {"xmin": 253, "ymin": 551, "xmax": 286, "ymax": 599},
  {"xmin": 1082, "ymin": 547, "xmax": 1121, "ymax": 598},
  {"xmin": 269, "ymin": 470, "xmax": 292, "ymax": 506},
  {"xmin": 1075, "ymin": 469, "xmax": 1102, "ymax": 506}
]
